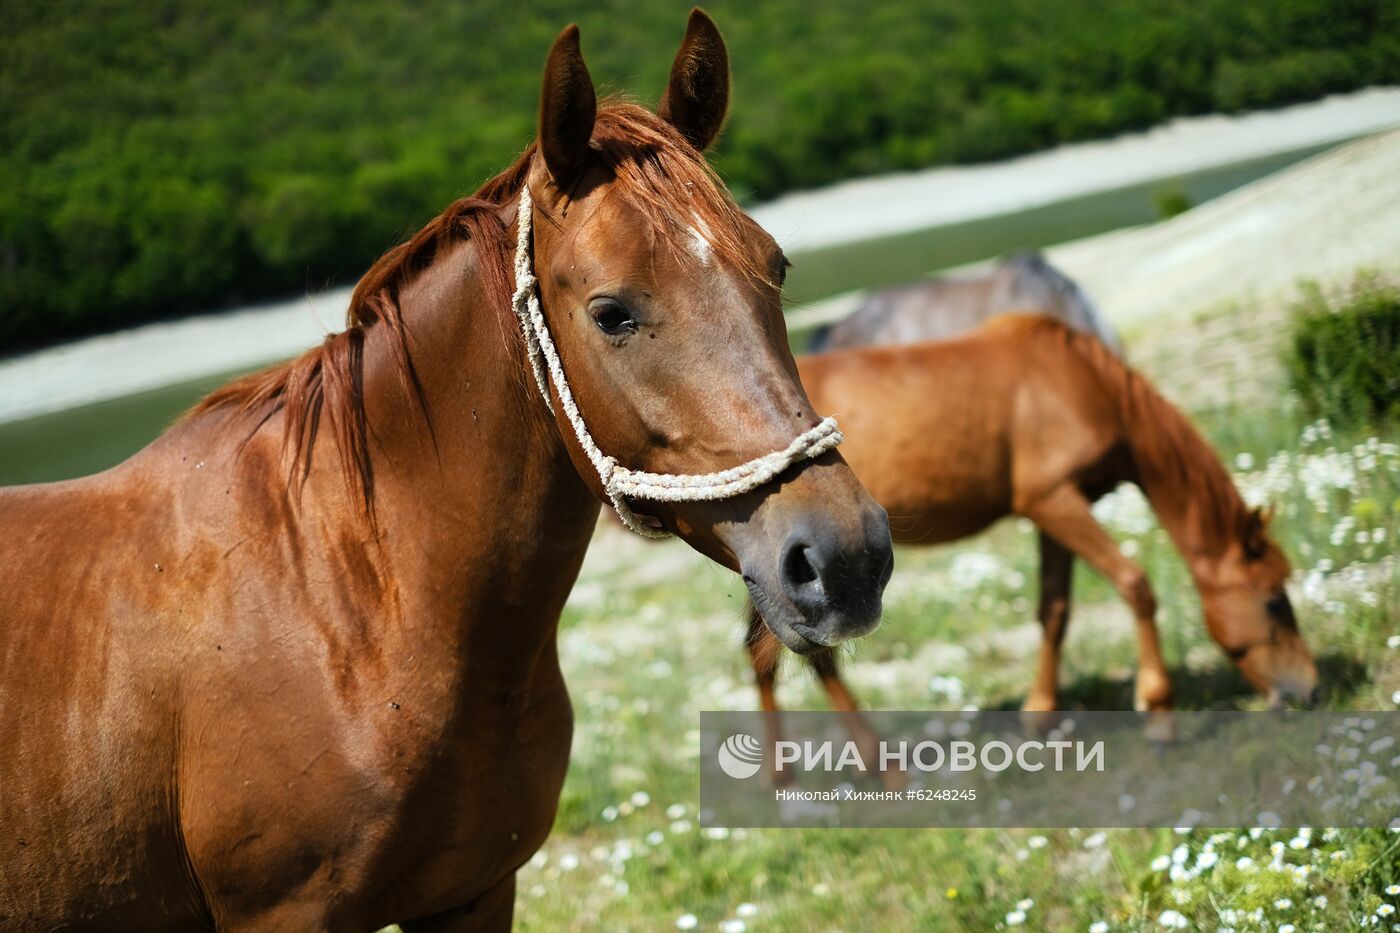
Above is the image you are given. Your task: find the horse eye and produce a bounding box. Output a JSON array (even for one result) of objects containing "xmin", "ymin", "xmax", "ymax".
[
  {"xmin": 778, "ymin": 257, "xmax": 791, "ymax": 286},
  {"xmin": 589, "ymin": 298, "xmax": 637, "ymax": 337},
  {"xmin": 1264, "ymin": 591, "xmax": 1296, "ymax": 627}
]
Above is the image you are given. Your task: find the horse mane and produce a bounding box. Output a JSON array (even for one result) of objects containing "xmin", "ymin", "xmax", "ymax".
[
  {"xmin": 986, "ymin": 314, "xmax": 1253, "ymax": 551},
  {"xmin": 189, "ymin": 99, "xmax": 761, "ymax": 518}
]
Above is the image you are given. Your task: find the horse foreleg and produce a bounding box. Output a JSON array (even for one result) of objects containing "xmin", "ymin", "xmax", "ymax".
[
  {"xmin": 744, "ymin": 603, "xmax": 793, "ymax": 787},
  {"xmin": 808, "ymin": 650, "xmax": 903, "ymax": 790},
  {"xmin": 1023, "ymin": 531, "xmax": 1075, "ymax": 728},
  {"xmin": 1020, "ymin": 485, "xmax": 1173, "ymax": 720}
]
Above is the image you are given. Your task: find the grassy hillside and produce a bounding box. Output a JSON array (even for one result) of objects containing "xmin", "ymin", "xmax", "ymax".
[{"xmin": 4, "ymin": 0, "xmax": 1398, "ymax": 347}]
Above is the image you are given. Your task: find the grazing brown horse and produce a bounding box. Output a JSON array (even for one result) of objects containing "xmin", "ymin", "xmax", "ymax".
[
  {"xmin": 0, "ymin": 14, "xmax": 892, "ymax": 931},
  {"xmin": 811, "ymin": 251, "xmax": 1124, "ymax": 356},
  {"xmin": 748, "ymin": 314, "xmax": 1316, "ymax": 764}
]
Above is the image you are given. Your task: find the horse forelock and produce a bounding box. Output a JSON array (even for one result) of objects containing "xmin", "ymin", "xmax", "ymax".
[
  {"xmin": 604, "ymin": 102, "xmax": 769, "ymax": 279},
  {"xmin": 185, "ymin": 98, "xmax": 757, "ymax": 519}
]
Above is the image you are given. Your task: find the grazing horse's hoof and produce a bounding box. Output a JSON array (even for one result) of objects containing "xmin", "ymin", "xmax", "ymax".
[{"xmin": 1143, "ymin": 709, "xmax": 1178, "ymax": 746}]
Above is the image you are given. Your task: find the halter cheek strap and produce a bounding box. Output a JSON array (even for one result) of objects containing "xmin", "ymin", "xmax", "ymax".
[{"xmin": 510, "ymin": 186, "xmax": 844, "ymax": 538}]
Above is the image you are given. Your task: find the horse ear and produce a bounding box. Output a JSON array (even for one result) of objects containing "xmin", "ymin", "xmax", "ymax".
[
  {"xmin": 657, "ymin": 8, "xmax": 730, "ymax": 151},
  {"xmin": 538, "ymin": 24, "xmax": 597, "ymax": 189},
  {"xmin": 1244, "ymin": 507, "xmax": 1270, "ymax": 560}
]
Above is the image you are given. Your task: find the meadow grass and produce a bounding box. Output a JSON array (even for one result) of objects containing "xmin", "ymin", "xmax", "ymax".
[{"xmin": 503, "ymin": 309, "xmax": 1399, "ymax": 931}]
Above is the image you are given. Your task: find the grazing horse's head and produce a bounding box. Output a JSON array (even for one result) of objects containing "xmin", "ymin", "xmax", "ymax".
[
  {"xmin": 1200, "ymin": 507, "xmax": 1318, "ymax": 707},
  {"xmin": 522, "ymin": 12, "xmax": 891, "ymax": 652}
]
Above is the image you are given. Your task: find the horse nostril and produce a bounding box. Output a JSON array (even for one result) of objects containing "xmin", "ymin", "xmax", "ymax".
[
  {"xmin": 781, "ymin": 540, "xmax": 821, "ymax": 593},
  {"xmin": 774, "ymin": 514, "xmax": 890, "ymax": 643}
]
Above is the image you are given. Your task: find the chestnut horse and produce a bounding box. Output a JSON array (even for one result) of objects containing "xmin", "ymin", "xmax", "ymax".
[
  {"xmin": 0, "ymin": 14, "xmax": 892, "ymax": 931},
  {"xmin": 748, "ymin": 315, "xmax": 1316, "ymax": 764},
  {"xmin": 811, "ymin": 252, "xmax": 1123, "ymax": 355}
]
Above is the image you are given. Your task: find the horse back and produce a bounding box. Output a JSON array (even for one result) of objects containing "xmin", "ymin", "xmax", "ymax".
[{"xmin": 796, "ymin": 322, "xmax": 1128, "ymax": 540}]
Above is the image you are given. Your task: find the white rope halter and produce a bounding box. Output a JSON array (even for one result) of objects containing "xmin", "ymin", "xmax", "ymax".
[{"xmin": 510, "ymin": 186, "xmax": 844, "ymax": 538}]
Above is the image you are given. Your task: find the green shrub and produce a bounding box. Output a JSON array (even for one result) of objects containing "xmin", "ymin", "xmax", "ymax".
[
  {"xmin": 1286, "ymin": 277, "xmax": 1400, "ymax": 427},
  {"xmin": 1153, "ymin": 187, "xmax": 1193, "ymax": 219}
]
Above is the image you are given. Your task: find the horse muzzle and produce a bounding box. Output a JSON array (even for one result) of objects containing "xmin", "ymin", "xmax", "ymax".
[{"xmin": 744, "ymin": 505, "xmax": 893, "ymax": 654}]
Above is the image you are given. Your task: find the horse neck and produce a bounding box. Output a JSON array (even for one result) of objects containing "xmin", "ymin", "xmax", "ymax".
[
  {"xmin": 1124, "ymin": 395, "xmax": 1247, "ymax": 579},
  {"xmin": 345, "ymin": 234, "xmax": 600, "ymax": 652}
]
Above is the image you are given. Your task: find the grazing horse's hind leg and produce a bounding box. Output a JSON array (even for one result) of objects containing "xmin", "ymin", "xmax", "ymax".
[
  {"xmin": 1023, "ymin": 531, "xmax": 1075, "ymax": 726},
  {"xmin": 1019, "ymin": 485, "xmax": 1174, "ymax": 718},
  {"xmin": 745, "ymin": 603, "xmax": 794, "ymax": 787}
]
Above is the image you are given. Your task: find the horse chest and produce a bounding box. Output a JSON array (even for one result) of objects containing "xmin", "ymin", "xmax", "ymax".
[{"xmin": 356, "ymin": 662, "xmax": 576, "ymax": 919}]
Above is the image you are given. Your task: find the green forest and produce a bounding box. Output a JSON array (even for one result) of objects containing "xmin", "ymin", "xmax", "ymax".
[{"xmin": 3, "ymin": 0, "xmax": 1398, "ymax": 348}]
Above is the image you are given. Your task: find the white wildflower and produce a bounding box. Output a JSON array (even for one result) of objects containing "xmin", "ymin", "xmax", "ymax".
[{"xmin": 1158, "ymin": 909, "xmax": 1189, "ymax": 929}]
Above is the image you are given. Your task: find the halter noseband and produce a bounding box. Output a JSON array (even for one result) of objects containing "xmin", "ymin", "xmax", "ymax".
[{"xmin": 510, "ymin": 186, "xmax": 844, "ymax": 538}]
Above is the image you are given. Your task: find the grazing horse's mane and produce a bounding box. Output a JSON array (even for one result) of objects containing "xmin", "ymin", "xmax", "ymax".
[
  {"xmin": 988, "ymin": 315, "xmax": 1255, "ymax": 552},
  {"xmin": 190, "ymin": 100, "xmax": 764, "ymax": 516}
]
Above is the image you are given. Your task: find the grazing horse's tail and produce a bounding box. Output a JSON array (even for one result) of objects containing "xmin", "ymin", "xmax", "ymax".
[{"xmin": 1001, "ymin": 251, "xmax": 1124, "ymax": 357}]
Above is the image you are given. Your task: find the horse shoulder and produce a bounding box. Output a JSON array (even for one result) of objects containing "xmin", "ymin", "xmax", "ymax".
[{"xmin": 1006, "ymin": 340, "xmax": 1125, "ymax": 508}]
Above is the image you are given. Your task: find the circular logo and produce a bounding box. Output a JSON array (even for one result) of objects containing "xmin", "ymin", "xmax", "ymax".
[{"xmin": 717, "ymin": 733, "xmax": 764, "ymax": 779}]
